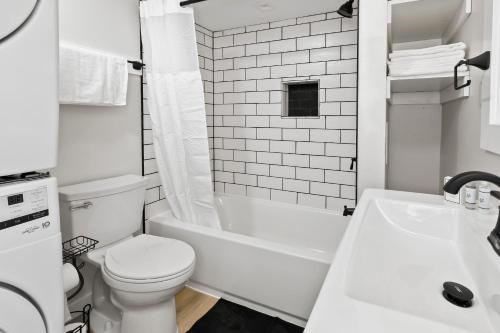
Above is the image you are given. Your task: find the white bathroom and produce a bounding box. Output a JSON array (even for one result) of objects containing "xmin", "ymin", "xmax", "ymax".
[{"xmin": 2, "ymin": 0, "xmax": 500, "ymax": 332}]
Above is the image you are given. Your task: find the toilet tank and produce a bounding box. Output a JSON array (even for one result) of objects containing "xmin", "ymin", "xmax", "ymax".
[{"xmin": 58, "ymin": 175, "xmax": 149, "ymax": 248}]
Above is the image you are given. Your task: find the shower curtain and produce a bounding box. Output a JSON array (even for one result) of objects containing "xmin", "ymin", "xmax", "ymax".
[{"xmin": 140, "ymin": 0, "xmax": 221, "ymax": 228}]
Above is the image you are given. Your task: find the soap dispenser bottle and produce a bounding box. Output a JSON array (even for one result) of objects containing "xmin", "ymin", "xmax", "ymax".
[
  {"xmin": 478, "ymin": 182, "xmax": 491, "ymax": 211},
  {"xmin": 465, "ymin": 183, "xmax": 478, "ymax": 210}
]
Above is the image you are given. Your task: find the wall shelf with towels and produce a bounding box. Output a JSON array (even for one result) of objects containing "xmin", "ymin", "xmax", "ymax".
[
  {"xmin": 386, "ymin": 0, "xmax": 472, "ymax": 105},
  {"xmin": 388, "ymin": 0, "xmax": 472, "ymax": 51},
  {"xmin": 387, "ymin": 71, "xmax": 470, "ymax": 105}
]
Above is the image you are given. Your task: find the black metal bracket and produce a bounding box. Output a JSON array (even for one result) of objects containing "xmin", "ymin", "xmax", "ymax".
[
  {"xmin": 454, "ymin": 51, "xmax": 491, "ymax": 90},
  {"xmin": 454, "ymin": 60, "xmax": 471, "ymax": 90},
  {"xmin": 350, "ymin": 157, "xmax": 357, "ymax": 171},
  {"xmin": 127, "ymin": 60, "xmax": 145, "ymax": 71},
  {"xmin": 343, "ymin": 206, "xmax": 355, "ymax": 216}
]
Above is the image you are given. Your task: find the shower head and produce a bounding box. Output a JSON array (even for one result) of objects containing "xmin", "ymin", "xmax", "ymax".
[{"xmin": 337, "ymin": 0, "xmax": 355, "ymax": 18}]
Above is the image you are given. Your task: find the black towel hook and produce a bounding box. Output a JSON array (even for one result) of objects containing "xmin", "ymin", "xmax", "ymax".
[{"xmin": 454, "ymin": 51, "xmax": 491, "ymax": 90}]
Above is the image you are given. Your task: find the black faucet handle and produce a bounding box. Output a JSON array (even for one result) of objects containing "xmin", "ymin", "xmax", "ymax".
[{"xmin": 491, "ymin": 191, "xmax": 500, "ymax": 201}]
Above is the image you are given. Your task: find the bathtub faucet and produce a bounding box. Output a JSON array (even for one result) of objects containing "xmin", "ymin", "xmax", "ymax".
[
  {"xmin": 343, "ymin": 206, "xmax": 355, "ymax": 217},
  {"xmin": 443, "ymin": 171, "xmax": 500, "ymax": 257}
]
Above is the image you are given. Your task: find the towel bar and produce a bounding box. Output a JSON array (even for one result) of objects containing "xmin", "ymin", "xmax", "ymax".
[{"xmin": 454, "ymin": 51, "xmax": 490, "ymax": 90}]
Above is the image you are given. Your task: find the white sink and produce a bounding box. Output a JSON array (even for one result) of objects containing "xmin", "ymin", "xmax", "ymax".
[{"xmin": 305, "ymin": 190, "xmax": 500, "ymax": 333}]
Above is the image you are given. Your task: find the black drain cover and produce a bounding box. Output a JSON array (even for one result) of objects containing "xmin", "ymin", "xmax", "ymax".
[{"xmin": 442, "ymin": 281, "xmax": 474, "ymax": 308}]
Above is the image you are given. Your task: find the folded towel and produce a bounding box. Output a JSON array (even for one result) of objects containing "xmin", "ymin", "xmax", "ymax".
[
  {"xmin": 390, "ymin": 50, "xmax": 465, "ymax": 63},
  {"xmin": 389, "ymin": 65, "xmax": 468, "ymax": 77},
  {"xmin": 389, "ymin": 61, "xmax": 468, "ymax": 77},
  {"xmin": 388, "ymin": 51, "xmax": 466, "ymax": 77},
  {"xmin": 389, "ymin": 42, "xmax": 467, "ymax": 59},
  {"xmin": 388, "ymin": 55, "xmax": 465, "ymax": 69},
  {"xmin": 59, "ymin": 43, "xmax": 129, "ymax": 106}
]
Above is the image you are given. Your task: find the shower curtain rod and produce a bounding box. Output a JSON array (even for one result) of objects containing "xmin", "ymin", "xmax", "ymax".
[
  {"xmin": 140, "ymin": 0, "xmax": 208, "ymax": 7},
  {"xmin": 179, "ymin": 0, "xmax": 207, "ymax": 6}
]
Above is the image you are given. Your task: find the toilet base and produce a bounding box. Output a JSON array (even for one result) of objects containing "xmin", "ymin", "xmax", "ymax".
[
  {"xmin": 117, "ymin": 296, "xmax": 178, "ymax": 333},
  {"xmin": 90, "ymin": 306, "xmax": 121, "ymax": 333},
  {"xmin": 110, "ymin": 286, "xmax": 182, "ymax": 333},
  {"xmin": 90, "ymin": 272, "xmax": 122, "ymax": 333},
  {"xmin": 89, "ymin": 270, "xmax": 181, "ymax": 333}
]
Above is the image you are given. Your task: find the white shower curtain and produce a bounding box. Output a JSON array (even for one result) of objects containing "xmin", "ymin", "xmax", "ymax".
[{"xmin": 140, "ymin": 0, "xmax": 220, "ymax": 228}]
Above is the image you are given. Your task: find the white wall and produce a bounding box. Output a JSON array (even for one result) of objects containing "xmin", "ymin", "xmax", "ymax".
[
  {"xmin": 55, "ymin": 0, "xmax": 142, "ymax": 312},
  {"xmin": 53, "ymin": 0, "xmax": 142, "ymax": 186},
  {"xmin": 440, "ymin": 0, "xmax": 500, "ymax": 180},
  {"xmin": 387, "ymin": 104, "xmax": 442, "ymax": 194},
  {"xmin": 357, "ymin": 0, "xmax": 387, "ymax": 196}
]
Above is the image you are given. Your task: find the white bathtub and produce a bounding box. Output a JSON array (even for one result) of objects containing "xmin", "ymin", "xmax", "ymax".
[{"xmin": 147, "ymin": 194, "xmax": 349, "ymax": 321}]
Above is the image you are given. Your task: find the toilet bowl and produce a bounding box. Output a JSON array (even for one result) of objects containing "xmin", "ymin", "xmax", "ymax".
[
  {"xmin": 100, "ymin": 234, "xmax": 195, "ymax": 333},
  {"xmin": 84, "ymin": 234, "xmax": 195, "ymax": 333},
  {"xmin": 58, "ymin": 175, "xmax": 196, "ymax": 333}
]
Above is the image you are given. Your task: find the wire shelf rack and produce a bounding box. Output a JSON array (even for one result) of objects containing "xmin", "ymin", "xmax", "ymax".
[
  {"xmin": 62, "ymin": 236, "xmax": 99, "ymax": 263},
  {"xmin": 65, "ymin": 304, "xmax": 91, "ymax": 333}
]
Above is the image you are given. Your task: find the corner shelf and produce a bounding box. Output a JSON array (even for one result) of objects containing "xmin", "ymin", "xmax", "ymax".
[
  {"xmin": 386, "ymin": 71, "xmax": 470, "ymax": 105},
  {"xmin": 388, "ymin": 0, "xmax": 472, "ymax": 51}
]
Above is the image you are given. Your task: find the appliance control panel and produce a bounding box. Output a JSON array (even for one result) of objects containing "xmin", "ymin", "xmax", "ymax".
[
  {"xmin": 0, "ymin": 177, "xmax": 59, "ymax": 249},
  {"xmin": 0, "ymin": 186, "xmax": 49, "ymax": 231}
]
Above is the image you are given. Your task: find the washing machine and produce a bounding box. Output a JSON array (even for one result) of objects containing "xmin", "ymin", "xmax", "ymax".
[{"xmin": 0, "ymin": 177, "xmax": 64, "ymax": 333}]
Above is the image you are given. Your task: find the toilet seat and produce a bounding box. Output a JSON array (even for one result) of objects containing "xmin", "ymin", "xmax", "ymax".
[{"xmin": 101, "ymin": 234, "xmax": 195, "ymax": 293}]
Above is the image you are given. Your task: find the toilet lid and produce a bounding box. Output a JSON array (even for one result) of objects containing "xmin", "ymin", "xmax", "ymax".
[{"xmin": 104, "ymin": 234, "xmax": 195, "ymax": 281}]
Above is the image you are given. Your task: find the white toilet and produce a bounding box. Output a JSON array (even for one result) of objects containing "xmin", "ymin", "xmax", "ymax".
[{"xmin": 59, "ymin": 175, "xmax": 195, "ymax": 333}]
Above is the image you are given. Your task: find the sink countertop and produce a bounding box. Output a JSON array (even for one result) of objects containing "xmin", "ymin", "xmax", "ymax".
[{"xmin": 304, "ymin": 189, "xmax": 500, "ymax": 333}]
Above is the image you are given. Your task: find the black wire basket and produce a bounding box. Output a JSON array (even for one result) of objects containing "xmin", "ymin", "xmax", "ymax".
[
  {"xmin": 65, "ymin": 304, "xmax": 91, "ymax": 333},
  {"xmin": 62, "ymin": 236, "xmax": 99, "ymax": 263}
]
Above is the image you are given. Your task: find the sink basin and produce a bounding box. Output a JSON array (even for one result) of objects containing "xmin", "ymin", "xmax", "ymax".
[{"xmin": 305, "ymin": 190, "xmax": 500, "ymax": 333}]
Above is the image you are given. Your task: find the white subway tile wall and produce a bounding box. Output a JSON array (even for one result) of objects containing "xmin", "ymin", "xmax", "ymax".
[
  {"xmin": 212, "ymin": 11, "xmax": 358, "ymax": 210},
  {"xmin": 143, "ymin": 12, "xmax": 358, "ymax": 215}
]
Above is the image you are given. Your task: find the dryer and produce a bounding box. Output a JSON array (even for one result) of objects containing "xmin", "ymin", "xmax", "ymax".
[
  {"xmin": 0, "ymin": 0, "xmax": 59, "ymax": 177},
  {"xmin": 0, "ymin": 177, "xmax": 64, "ymax": 333}
]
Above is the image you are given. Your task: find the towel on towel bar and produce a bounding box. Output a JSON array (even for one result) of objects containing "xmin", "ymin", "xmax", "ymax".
[
  {"xmin": 389, "ymin": 42, "xmax": 467, "ymax": 59},
  {"xmin": 59, "ymin": 43, "xmax": 129, "ymax": 106}
]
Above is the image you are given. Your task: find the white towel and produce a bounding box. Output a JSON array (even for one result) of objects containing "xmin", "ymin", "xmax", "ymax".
[
  {"xmin": 59, "ymin": 43, "xmax": 129, "ymax": 106},
  {"xmin": 390, "ymin": 50, "xmax": 465, "ymax": 63},
  {"xmin": 389, "ymin": 61, "xmax": 468, "ymax": 77},
  {"xmin": 389, "ymin": 64, "xmax": 468, "ymax": 77},
  {"xmin": 389, "ymin": 42, "xmax": 467, "ymax": 59},
  {"xmin": 388, "ymin": 51, "xmax": 466, "ymax": 77}
]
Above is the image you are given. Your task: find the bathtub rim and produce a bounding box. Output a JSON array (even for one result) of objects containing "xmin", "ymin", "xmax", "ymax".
[
  {"xmin": 148, "ymin": 210, "xmax": 335, "ymax": 264},
  {"xmin": 214, "ymin": 192, "xmax": 344, "ymax": 218},
  {"xmin": 148, "ymin": 193, "xmax": 349, "ymax": 263}
]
